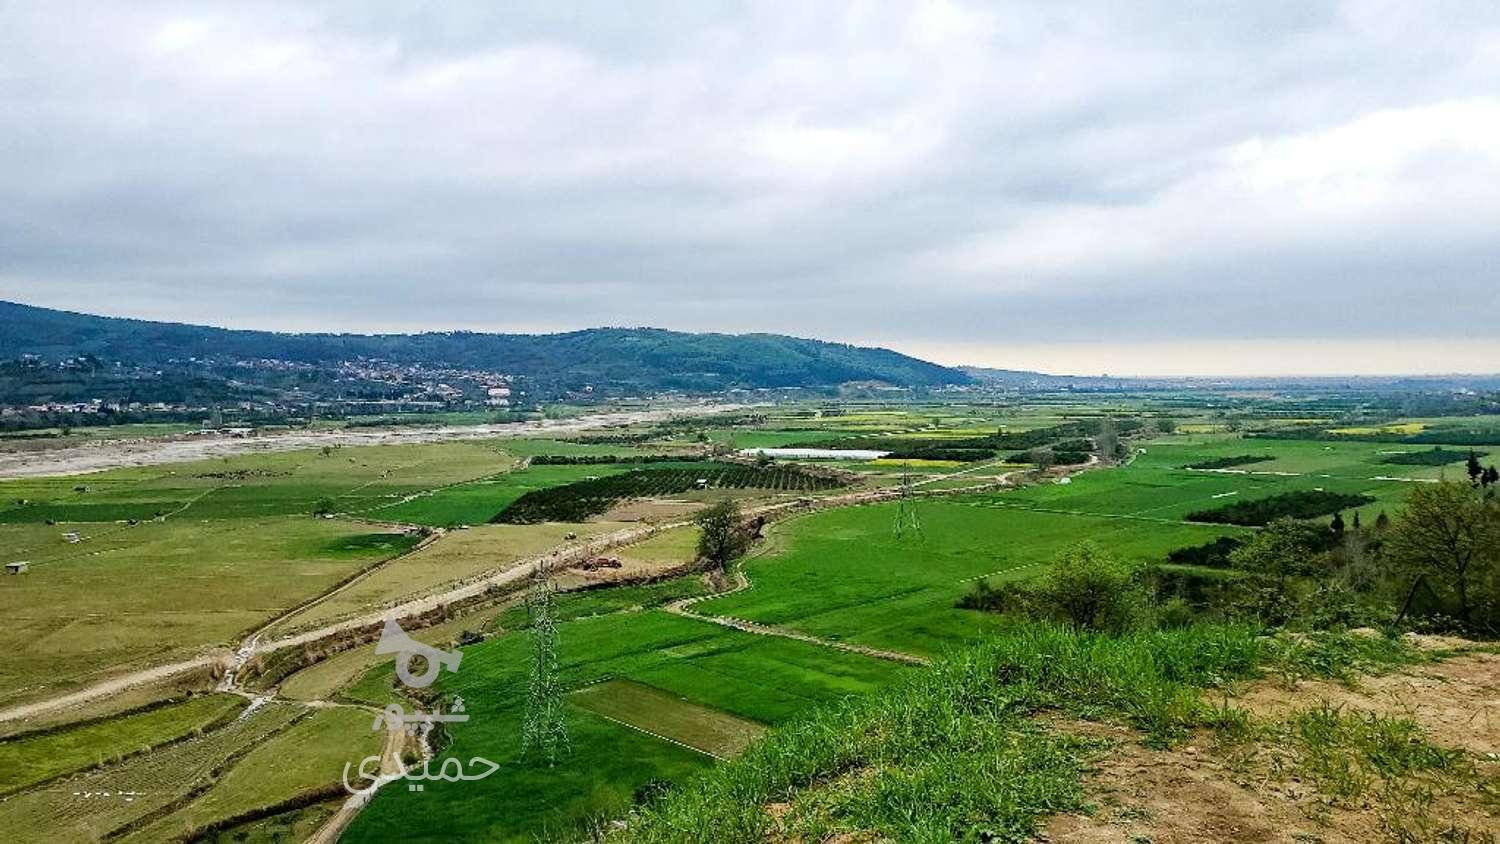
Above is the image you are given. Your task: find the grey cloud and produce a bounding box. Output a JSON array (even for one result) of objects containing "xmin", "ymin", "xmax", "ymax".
[{"xmin": 1, "ymin": 1, "xmax": 1498, "ymax": 372}]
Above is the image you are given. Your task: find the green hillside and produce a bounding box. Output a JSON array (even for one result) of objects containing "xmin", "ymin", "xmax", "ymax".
[{"xmin": 0, "ymin": 301, "xmax": 970, "ymax": 393}]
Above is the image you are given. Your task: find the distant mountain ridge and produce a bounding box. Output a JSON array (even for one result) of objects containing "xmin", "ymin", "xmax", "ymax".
[{"xmin": 0, "ymin": 301, "xmax": 971, "ymax": 393}]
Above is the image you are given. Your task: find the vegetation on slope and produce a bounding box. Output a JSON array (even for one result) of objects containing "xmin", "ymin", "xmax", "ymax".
[
  {"xmin": 609, "ymin": 625, "xmax": 1437, "ymax": 843},
  {"xmin": 0, "ymin": 300, "xmax": 971, "ymax": 394}
]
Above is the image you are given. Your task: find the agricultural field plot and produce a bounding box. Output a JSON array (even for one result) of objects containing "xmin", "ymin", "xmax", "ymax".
[
  {"xmin": 570, "ymin": 679, "xmax": 766, "ymax": 759},
  {"xmin": 492, "ymin": 462, "xmax": 845, "ymax": 524},
  {"xmin": 262, "ymin": 521, "xmax": 630, "ymax": 636},
  {"xmin": 277, "ymin": 609, "xmax": 504, "ymax": 702},
  {"xmin": 0, "ymin": 516, "xmax": 417, "ymax": 707},
  {"xmin": 0, "ymin": 440, "xmax": 514, "ymax": 524},
  {"xmin": 612, "ymin": 524, "xmax": 698, "ymax": 569},
  {"xmin": 0, "ymin": 701, "xmax": 305, "ymax": 841},
  {"xmin": 0, "ymin": 693, "xmax": 245, "ymax": 795},
  {"xmin": 368, "ymin": 463, "xmax": 631, "ymax": 527},
  {"xmin": 1132, "ymin": 434, "xmax": 1469, "ymax": 480},
  {"xmin": 493, "ymin": 438, "xmax": 661, "ymax": 458},
  {"xmin": 205, "ymin": 801, "xmax": 340, "ymax": 844},
  {"xmin": 118, "ymin": 706, "xmax": 383, "ymax": 843},
  {"xmin": 344, "ymin": 609, "xmax": 907, "ymax": 843},
  {"xmin": 492, "ymin": 575, "xmax": 709, "ymax": 631},
  {"xmin": 697, "ymin": 498, "xmax": 1245, "ymax": 658}
]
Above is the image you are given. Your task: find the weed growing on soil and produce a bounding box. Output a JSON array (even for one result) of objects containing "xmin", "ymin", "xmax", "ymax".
[{"xmin": 1275, "ymin": 705, "xmax": 1494, "ymax": 840}]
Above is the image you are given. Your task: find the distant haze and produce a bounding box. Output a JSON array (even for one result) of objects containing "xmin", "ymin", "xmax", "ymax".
[{"xmin": 2, "ymin": 2, "xmax": 1498, "ymax": 376}]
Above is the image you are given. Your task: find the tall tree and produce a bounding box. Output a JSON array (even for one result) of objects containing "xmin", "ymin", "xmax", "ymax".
[
  {"xmin": 1385, "ymin": 482, "xmax": 1497, "ymax": 627},
  {"xmin": 1468, "ymin": 451, "xmax": 1484, "ymax": 485},
  {"xmin": 696, "ymin": 499, "xmax": 751, "ymax": 569},
  {"xmin": 1095, "ymin": 416, "xmax": 1119, "ymax": 464}
]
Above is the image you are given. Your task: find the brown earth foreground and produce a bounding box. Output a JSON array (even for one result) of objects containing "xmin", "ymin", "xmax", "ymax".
[{"xmin": 1044, "ymin": 641, "xmax": 1500, "ymax": 843}]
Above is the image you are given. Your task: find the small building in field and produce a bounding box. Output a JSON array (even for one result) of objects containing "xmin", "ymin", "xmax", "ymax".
[{"xmin": 6, "ymin": 562, "xmax": 29, "ymax": 574}]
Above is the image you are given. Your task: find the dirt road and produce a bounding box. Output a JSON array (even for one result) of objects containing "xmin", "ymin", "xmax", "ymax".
[{"xmin": 0, "ymin": 403, "xmax": 746, "ymax": 479}]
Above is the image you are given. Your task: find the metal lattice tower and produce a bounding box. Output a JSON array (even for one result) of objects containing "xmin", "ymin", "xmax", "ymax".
[
  {"xmin": 893, "ymin": 462, "xmax": 923, "ymax": 540},
  {"xmin": 521, "ymin": 557, "xmax": 570, "ymax": 766}
]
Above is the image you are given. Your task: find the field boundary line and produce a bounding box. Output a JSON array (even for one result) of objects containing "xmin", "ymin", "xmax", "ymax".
[{"xmin": 576, "ymin": 709, "xmax": 729, "ymax": 761}]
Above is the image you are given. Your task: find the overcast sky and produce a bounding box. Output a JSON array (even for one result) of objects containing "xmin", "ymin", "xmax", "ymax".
[{"xmin": 3, "ymin": 2, "xmax": 1498, "ymax": 375}]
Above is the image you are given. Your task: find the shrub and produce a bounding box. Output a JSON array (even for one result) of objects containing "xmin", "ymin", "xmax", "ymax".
[
  {"xmin": 1166, "ymin": 536, "xmax": 1245, "ymax": 568},
  {"xmin": 960, "ymin": 543, "xmax": 1149, "ymax": 634}
]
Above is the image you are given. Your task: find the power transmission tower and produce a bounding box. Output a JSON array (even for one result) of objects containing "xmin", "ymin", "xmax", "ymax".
[
  {"xmin": 893, "ymin": 462, "xmax": 923, "ymax": 540},
  {"xmin": 521, "ymin": 557, "xmax": 569, "ymax": 766}
]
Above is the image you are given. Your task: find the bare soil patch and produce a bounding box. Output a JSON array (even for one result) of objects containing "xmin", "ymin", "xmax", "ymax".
[
  {"xmin": 1044, "ymin": 650, "xmax": 1500, "ymax": 843},
  {"xmin": 1240, "ymin": 651, "xmax": 1500, "ymax": 756},
  {"xmin": 594, "ymin": 497, "xmax": 703, "ymax": 523}
]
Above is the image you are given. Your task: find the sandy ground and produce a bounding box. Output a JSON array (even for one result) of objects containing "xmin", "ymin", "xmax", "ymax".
[{"xmin": 0, "ymin": 403, "xmax": 745, "ymax": 479}]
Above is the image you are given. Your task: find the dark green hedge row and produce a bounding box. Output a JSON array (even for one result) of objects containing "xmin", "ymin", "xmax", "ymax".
[
  {"xmin": 1185, "ymin": 490, "xmax": 1373, "ymax": 526},
  {"xmin": 1185, "ymin": 454, "xmax": 1274, "ymax": 470},
  {"xmin": 1378, "ymin": 447, "xmax": 1485, "ymax": 466},
  {"xmin": 529, "ymin": 454, "xmax": 685, "ymax": 465}
]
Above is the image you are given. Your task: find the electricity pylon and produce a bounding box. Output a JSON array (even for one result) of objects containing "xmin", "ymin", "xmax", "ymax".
[
  {"xmin": 521, "ymin": 556, "xmax": 569, "ymax": 765},
  {"xmin": 893, "ymin": 462, "xmax": 923, "ymax": 540}
]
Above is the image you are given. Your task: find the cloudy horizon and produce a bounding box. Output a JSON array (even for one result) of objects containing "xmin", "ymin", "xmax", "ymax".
[{"xmin": 4, "ymin": 2, "xmax": 1499, "ymax": 376}]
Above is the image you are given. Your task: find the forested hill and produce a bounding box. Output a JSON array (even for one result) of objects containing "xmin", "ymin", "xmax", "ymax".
[{"xmin": 0, "ymin": 301, "xmax": 970, "ymax": 392}]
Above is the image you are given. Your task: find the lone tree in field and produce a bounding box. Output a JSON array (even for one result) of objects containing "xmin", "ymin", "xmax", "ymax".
[
  {"xmin": 1095, "ymin": 416, "xmax": 1119, "ymax": 464},
  {"xmin": 521, "ymin": 561, "xmax": 569, "ymax": 766},
  {"xmin": 696, "ymin": 499, "xmax": 751, "ymax": 569},
  {"xmin": 1468, "ymin": 451, "xmax": 1484, "ymax": 485},
  {"xmin": 1386, "ymin": 482, "xmax": 1497, "ymax": 628}
]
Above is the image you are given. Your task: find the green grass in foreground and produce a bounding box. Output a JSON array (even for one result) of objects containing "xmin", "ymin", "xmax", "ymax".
[
  {"xmin": 613, "ymin": 625, "xmax": 1427, "ymax": 843},
  {"xmin": 0, "ymin": 694, "xmax": 246, "ymax": 795}
]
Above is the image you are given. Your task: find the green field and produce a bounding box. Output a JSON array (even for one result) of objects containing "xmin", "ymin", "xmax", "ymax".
[
  {"xmin": 0, "ymin": 694, "xmax": 245, "ymax": 795},
  {"xmin": 119, "ymin": 706, "xmax": 383, "ymax": 843},
  {"xmin": 0, "ymin": 440, "xmax": 514, "ymax": 524},
  {"xmin": 344, "ymin": 610, "xmax": 908, "ymax": 843},
  {"xmin": 8, "ymin": 404, "xmax": 1496, "ymax": 843},
  {"xmin": 369, "ymin": 463, "xmax": 631, "ymax": 527},
  {"xmin": 571, "ymin": 679, "xmax": 766, "ymax": 759},
  {"xmin": 0, "ymin": 516, "xmax": 418, "ymax": 705},
  {"xmin": 0, "ymin": 701, "xmax": 307, "ymax": 841}
]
